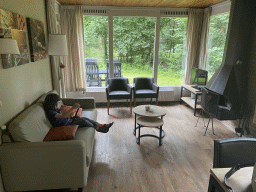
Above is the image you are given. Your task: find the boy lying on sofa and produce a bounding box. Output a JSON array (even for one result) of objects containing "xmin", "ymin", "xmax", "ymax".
[{"xmin": 44, "ymin": 93, "xmax": 114, "ymax": 133}]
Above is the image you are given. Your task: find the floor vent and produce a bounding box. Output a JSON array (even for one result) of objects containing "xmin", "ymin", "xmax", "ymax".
[
  {"xmin": 83, "ymin": 9, "xmax": 109, "ymax": 15},
  {"xmin": 160, "ymin": 10, "xmax": 188, "ymax": 16}
]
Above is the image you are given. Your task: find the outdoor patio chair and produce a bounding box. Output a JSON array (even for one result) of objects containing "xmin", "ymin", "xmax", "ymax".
[
  {"xmin": 106, "ymin": 77, "xmax": 133, "ymax": 115},
  {"xmin": 86, "ymin": 58, "xmax": 98, "ymax": 63},
  {"xmin": 133, "ymin": 77, "xmax": 159, "ymax": 106},
  {"xmin": 106, "ymin": 58, "xmax": 118, "ymax": 63},
  {"xmin": 106, "ymin": 62, "xmax": 122, "ymax": 78},
  {"xmin": 85, "ymin": 62, "xmax": 102, "ymax": 87}
]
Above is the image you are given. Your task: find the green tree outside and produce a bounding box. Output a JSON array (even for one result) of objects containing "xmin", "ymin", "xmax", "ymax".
[
  {"xmin": 207, "ymin": 12, "xmax": 230, "ymax": 77},
  {"xmin": 83, "ymin": 13, "xmax": 230, "ymax": 86}
]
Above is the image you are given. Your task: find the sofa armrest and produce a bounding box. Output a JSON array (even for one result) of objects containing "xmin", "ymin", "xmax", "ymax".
[
  {"xmin": 0, "ymin": 140, "xmax": 88, "ymax": 191},
  {"xmin": 62, "ymin": 97, "xmax": 96, "ymax": 109}
]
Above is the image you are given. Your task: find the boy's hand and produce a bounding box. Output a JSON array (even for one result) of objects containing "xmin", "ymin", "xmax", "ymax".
[{"xmin": 72, "ymin": 103, "xmax": 80, "ymax": 109}]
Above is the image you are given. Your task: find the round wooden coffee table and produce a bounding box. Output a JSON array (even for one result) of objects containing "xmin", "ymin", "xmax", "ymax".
[{"xmin": 133, "ymin": 105, "xmax": 166, "ymax": 145}]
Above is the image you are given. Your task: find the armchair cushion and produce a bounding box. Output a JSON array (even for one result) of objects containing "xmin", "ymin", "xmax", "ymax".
[
  {"xmin": 108, "ymin": 78, "xmax": 129, "ymax": 92},
  {"xmin": 44, "ymin": 125, "xmax": 79, "ymax": 142},
  {"xmin": 135, "ymin": 89, "xmax": 157, "ymax": 95},
  {"xmin": 134, "ymin": 77, "xmax": 153, "ymax": 90}
]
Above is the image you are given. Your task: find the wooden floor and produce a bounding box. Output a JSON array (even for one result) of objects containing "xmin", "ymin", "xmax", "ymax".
[{"xmin": 82, "ymin": 102, "xmax": 240, "ymax": 192}]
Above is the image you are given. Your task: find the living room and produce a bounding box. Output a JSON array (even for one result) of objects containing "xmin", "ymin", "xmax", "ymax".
[{"xmin": 1, "ymin": 0, "xmax": 256, "ymax": 191}]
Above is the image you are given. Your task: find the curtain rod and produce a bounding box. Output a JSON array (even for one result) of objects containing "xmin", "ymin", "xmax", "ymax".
[{"xmin": 60, "ymin": 4, "xmax": 190, "ymax": 12}]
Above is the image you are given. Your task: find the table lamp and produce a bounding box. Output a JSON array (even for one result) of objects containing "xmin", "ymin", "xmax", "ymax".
[{"xmin": 48, "ymin": 34, "xmax": 68, "ymax": 79}]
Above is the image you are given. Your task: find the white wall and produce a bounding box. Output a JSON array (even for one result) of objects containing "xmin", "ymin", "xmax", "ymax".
[
  {"xmin": 211, "ymin": 0, "xmax": 231, "ymax": 15},
  {"xmin": 0, "ymin": 0, "xmax": 52, "ymax": 126}
]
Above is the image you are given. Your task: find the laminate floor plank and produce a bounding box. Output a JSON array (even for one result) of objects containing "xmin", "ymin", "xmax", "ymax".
[{"xmin": 84, "ymin": 104, "xmax": 242, "ymax": 192}]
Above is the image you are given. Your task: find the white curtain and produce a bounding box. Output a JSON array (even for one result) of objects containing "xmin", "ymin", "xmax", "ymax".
[
  {"xmin": 199, "ymin": 7, "xmax": 212, "ymax": 69},
  {"xmin": 184, "ymin": 8, "xmax": 211, "ymax": 84},
  {"xmin": 60, "ymin": 6, "xmax": 86, "ymax": 92},
  {"xmin": 46, "ymin": 0, "xmax": 64, "ymax": 96}
]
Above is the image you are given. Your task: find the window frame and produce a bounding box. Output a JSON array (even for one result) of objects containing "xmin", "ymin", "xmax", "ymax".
[{"xmin": 82, "ymin": 2, "xmax": 231, "ymax": 90}]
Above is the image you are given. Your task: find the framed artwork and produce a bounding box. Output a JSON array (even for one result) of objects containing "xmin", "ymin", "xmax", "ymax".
[
  {"xmin": 26, "ymin": 18, "xmax": 46, "ymax": 62},
  {"xmin": 0, "ymin": 8, "xmax": 29, "ymax": 69},
  {"xmin": 0, "ymin": 9, "xmax": 18, "ymax": 29},
  {"xmin": 11, "ymin": 29, "xmax": 29, "ymax": 66},
  {"xmin": 0, "ymin": 28, "xmax": 15, "ymax": 69}
]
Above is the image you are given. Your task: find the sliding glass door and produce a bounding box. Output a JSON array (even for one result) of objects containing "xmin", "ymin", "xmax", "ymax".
[
  {"xmin": 158, "ymin": 17, "xmax": 187, "ymax": 86},
  {"xmin": 83, "ymin": 16, "xmax": 109, "ymax": 87}
]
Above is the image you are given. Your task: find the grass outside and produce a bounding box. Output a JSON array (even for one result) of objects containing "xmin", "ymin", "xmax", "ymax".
[
  {"xmin": 86, "ymin": 48, "xmax": 185, "ymax": 87},
  {"xmin": 121, "ymin": 63, "xmax": 184, "ymax": 86}
]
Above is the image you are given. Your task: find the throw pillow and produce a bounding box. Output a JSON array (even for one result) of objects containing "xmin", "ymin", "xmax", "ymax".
[
  {"xmin": 44, "ymin": 125, "xmax": 79, "ymax": 141},
  {"xmin": 60, "ymin": 105, "xmax": 83, "ymax": 118}
]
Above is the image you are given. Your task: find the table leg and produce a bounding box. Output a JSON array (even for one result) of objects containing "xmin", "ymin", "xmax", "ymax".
[
  {"xmin": 208, "ymin": 174, "xmax": 225, "ymax": 192},
  {"xmin": 136, "ymin": 125, "xmax": 141, "ymax": 145},
  {"xmin": 194, "ymin": 94, "xmax": 198, "ymax": 116},
  {"xmin": 133, "ymin": 114, "xmax": 137, "ymax": 136},
  {"xmin": 180, "ymin": 86, "xmax": 183, "ymax": 104},
  {"xmin": 159, "ymin": 126, "xmax": 163, "ymax": 146}
]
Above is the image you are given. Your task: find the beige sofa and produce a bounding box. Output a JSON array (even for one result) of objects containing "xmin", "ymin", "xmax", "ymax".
[{"xmin": 0, "ymin": 90, "xmax": 96, "ymax": 192}]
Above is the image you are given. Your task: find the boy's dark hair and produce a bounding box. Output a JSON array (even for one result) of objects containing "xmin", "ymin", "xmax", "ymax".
[{"xmin": 43, "ymin": 93, "xmax": 61, "ymax": 112}]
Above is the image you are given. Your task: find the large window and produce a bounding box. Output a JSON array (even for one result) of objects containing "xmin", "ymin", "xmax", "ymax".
[
  {"xmin": 83, "ymin": 14, "xmax": 188, "ymax": 87},
  {"xmin": 206, "ymin": 12, "xmax": 230, "ymax": 78},
  {"xmin": 158, "ymin": 17, "xmax": 187, "ymax": 86},
  {"xmin": 83, "ymin": 11, "xmax": 230, "ymax": 87},
  {"xmin": 113, "ymin": 16, "xmax": 155, "ymax": 84}
]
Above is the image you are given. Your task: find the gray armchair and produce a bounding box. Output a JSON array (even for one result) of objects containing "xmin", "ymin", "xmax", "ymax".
[
  {"xmin": 208, "ymin": 138, "xmax": 256, "ymax": 191},
  {"xmin": 106, "ymin": 78, "xmax": 133, "ymax": 115},
  {"xmin": 133, "ymin": 77, "xmax": 159, "ymax": 106}
]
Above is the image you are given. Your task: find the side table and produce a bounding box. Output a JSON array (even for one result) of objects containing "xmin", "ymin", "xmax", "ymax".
[
  {"xmin": 136, "ymin": 116, "xmax": 164, "ymax": 146},
  {"xmin": 133, "ymin": 105, "xmax": 166, "ymax": 145},
  {"xmin": 180, "ymin": 84, "xmax": 202, "ymax": 116}
]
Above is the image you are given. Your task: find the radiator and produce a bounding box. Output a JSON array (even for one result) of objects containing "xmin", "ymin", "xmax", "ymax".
[
  {"xmin": 66, "ymin": 87, "xmax": 177, "ymax": 103},
  {"xmin": 158, "ymin": 90, "xmax": 174, "ymax": 101}
]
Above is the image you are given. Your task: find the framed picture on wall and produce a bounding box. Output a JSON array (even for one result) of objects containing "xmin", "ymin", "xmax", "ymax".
[
  {"xmin": 26, "ymin": 17, "xmax": 46, "ymax": 62},
  {"xmin": 0, "ymin": 8, "xmax": 18, "ymax": 29},
  {"xmin": 0, "ymin": 8, "xmax": 29, "ymax": 69}
]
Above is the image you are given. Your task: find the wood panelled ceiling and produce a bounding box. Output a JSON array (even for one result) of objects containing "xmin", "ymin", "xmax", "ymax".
[{"xmin": 58, "ymin": 0, "xmax": 228, "ymax": 8}]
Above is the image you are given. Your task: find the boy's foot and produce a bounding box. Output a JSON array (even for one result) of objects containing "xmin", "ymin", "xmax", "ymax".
[{"xmin": 97, "ymin": 122, "xmax": 114, "ymax": 133}]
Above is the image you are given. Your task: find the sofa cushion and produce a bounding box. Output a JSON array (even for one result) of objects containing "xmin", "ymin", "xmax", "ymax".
[
  {"xmin": 60, "ymin": 105, "xmax": 83, "ymax": 118},
  {"xmin": 8, "ymin": 103, "xmax": 52, "ymax": 142},
  {"xmin": 81, "ymin": 108, "xmax": 97, "ymax": 120},
  {"xmin": 44, "ymin": 125, "xmax": 79, "ymax": 141}
]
